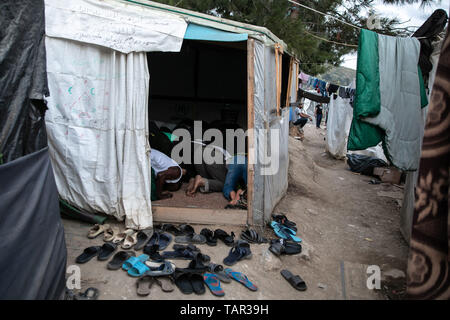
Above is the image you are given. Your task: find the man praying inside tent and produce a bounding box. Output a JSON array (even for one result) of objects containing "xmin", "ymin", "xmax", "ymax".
[
  {"xmin": 150, "ymin": 148, "xmax": 186, "ymax": 200},
  {"xmin": 293, "ymin": 103, "xmax": 312, "ymax": 130},
  {"xmin": 223, "ymin": 155, "xmax": 248, "ymax": 209}
]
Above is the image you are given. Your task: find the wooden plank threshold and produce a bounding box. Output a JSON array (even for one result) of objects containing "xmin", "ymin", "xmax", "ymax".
[{"xmin": 152, "ymin": 206, "xmax": 247, "ymax": 226}]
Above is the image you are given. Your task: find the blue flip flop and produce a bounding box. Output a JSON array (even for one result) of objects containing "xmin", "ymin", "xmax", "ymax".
[
  {"xmin": 128, "ymin": 261, "xmax": 150, "ymax": 277},
  {"xmin": 122, "ymin": 254, "xmax": 149, "ymax": 271},
  {"xmin": 203, "ymin": 273, "xmax": 225, "ymax": 297},
  {"xmin": 270, "ymin": 221, "xmax": 302, "ymax": 243},
  {"xmin": 224, "ymin": 268, "xmax": 258, "ymax": 291}
]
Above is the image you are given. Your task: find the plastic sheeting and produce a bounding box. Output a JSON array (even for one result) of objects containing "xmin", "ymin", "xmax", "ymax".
[
  {"xmin": 326, "ymin": 95, "xmax": 388, "ymax": 162},
  {"xmin": 0, "ymin": 147, "xmax": 67, "ymax": 299},
  {"xmin": 325, "ymin": 96, "xmax": 353, "ymax": 159},
  {"xmin": 184, "ymin": 23, "xmax": 248, "ymax": 42},
  {"xmin": 45, "ymin": 37, "xmax": 153, "ymax": 230},
  {"xmin": 44, "ymin": 0, "xmax": 187, "ymax": 54},
  {"xmin": 0, "ymin": 0, "xmax": 50, "ymax": 163},
  {"xmin": 252, "ymin": 40, "xmax": 289, "ymax": 226}
]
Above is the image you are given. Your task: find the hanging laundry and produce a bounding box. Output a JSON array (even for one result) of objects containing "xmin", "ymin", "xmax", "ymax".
[
  {"xmin": 298, "ymin": 71, "xmax": 310, "ymax": 83},
  {"xmin": 347, "ymin": 29, "xmax": 428, "ymax": 171},
  {"xmin": 327, "ymin": 83, "xmax": 339, "ymax": 94}
]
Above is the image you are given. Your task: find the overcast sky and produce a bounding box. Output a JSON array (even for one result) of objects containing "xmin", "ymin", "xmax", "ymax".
[{"xmin": 340, "ymin": 0, "xmax": 449, "ymax": 70}]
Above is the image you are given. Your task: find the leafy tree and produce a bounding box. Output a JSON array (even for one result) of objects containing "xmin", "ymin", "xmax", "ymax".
[{"xmin": 153, "ymin": 0, "xmax": 414, "ymax": 75}]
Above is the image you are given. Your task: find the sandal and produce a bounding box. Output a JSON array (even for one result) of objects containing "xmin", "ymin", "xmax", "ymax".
[
  {"xmin": 214, "ymin": 229, "xmax": 235, "ymax": 246},
  {"xmin": 179, "ymin": 224, "xmax": 195, "ymax": 235},
  {"xmin": 133, "ymin": 229, "xmax": 153, "ymax": 251},
  {"xmin": 281, "ymin": 269, "xmax": 307, "ymax": 291},
  {"xmin": 144, "ymin": 261, "xmax": 175, "ymax": 276},
  {"xmin": 103, "ymin": 226, "xmax": 120, "ymax": 242},
  {"xmin": 224, "ymin": 268, "xmax": 258, "ymax": 291},
  {"xmin": 200, "ymin": 228, "xmax": 217, "ymax": 246},
  {"xmin": 88, "ymin": 224, "xmax": 110, "ymax": 239},
  {"xmin": 223, "ymin": 240, "xmax": 252, "ymax": 266},
  {"xmin": 161, "ymin": 224, "xmax": 183, "ymax": 236},
  {"xmin": 207, "ymin": 263, "xmax": 231, "ymax": 283},
  {"xmin": 136, "ymin": 275, "xmax": 158, "ymax": 296},
  {"xmin": 272, "ymin": 214, "xmax": 297, "ymax": 232},
  {"xmin": 157, "ymin": 276, "xmax": 174, "ymax": 292},
  {"xmin": 112, "ymin": 229, "xmax": 134, "ymax": 244},
  {"xmin": 191, "ymin": 273, "xmax": 206, "ymax": 295},
  {"xmin": 122, "ymin": 254, "xmax": 149, "ymax": 271},
  {"xmin": 175, "ymin": 233, "xmax": 206, "ymax": 244},
  {"xmin": 76, "ymin": 246, "xmax": 101, "ymax": 264},
  {"xmin": 122, "ymin": 232, "xmax": 138, "ymax": 249},
  {"xmin": 203, "ymin": 273, "xmax": 225, "ymax": 297},
  {"xmin": 144, "ymin": 231, "xmax": 172, "ymax": 251},
  {"xmin": 97, "ymin": 242, "xmax": 118, "ymax": 261},
  {"xmin": 174, "ymin": 272, "xmax": 193, "ymax": 294},
  {"xmin": 74, "ymin": 287, "xmax": 99, "ymax": 300},
  {"xmin": 240, "ymin": 228, "xmax": 268, "ymax": 244},
  {"xmin": 107, "ymin": 251, "xmax": 135, "ymax": 270},
  {"xmin": 270, "ymin": 221, "xmax": 302, "ymax": 243}
]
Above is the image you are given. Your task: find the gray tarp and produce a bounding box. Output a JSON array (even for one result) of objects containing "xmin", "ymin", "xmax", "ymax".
[{"xmin": 0, "ymin": 147, "xmax": 67, "ymax": 299}]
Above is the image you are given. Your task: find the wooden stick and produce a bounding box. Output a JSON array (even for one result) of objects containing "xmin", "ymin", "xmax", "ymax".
[{"xmin": 247, "ymin": 39, "xmax": 255, "ymax": 226}]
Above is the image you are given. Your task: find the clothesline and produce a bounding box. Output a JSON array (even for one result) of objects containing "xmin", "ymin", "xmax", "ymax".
[
  {"xmin": 287, "ymin": 0, "xmax": 362, "ymax": 31},
  {"xmin": 288, "ymin": 0, "xmax": 423, "ymax": 42}
]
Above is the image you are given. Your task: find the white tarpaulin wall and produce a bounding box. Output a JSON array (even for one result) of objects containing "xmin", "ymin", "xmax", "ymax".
[
  {"xmin": 45, "ymin": 0, "xmax": 187, "ymax": 54},
  {"xmin": 326, "ymin": 94, "xmax": 388, "ymax": 162},
  {"xmin": 326, "ymin": 96, "xmax": 353, "ymax": 159},
  {"xmin": 43, "ymin": 0, "xmax": 188, "ymax": 229},
  {"xmin": 45, "ymin": 37, "xmax": 153, "ymax": 229}
]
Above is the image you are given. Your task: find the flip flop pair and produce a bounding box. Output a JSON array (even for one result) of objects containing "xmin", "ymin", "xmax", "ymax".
[
  {"xmin": 76, "ymin": 243, "xmax": 118, "ymax": 263},
  {"xmin": 270, "ymin": 221, "xmax": 302, "ymax": 243},
  {"xmin": 136, "ymin": 275, "xmax": 174, "ymax": 296},
  {"xmin": 174, "ymin": 272, "xmax": 205, "ymax": 295},
  {"xmin": 122, "ymin": 254, "xmax": 149, "ymax": 277}
]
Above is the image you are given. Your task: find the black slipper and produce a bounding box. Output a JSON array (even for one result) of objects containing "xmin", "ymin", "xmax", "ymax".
[
  {"xmin": 133, "ymin": 229, "xmax": 153, "ymax": 251},
  {"xmin": 179, "ymin": 224, "xmax": 195, "ymax": 235},
  {"xmin": 162, "ymin": 224, "xmax": 183, "ymax": 236},
  {"xmin": 272, "ymin": 214, "xmax": 297, "ymax": 232},
  {"xmin": 190, "ymin": 273, "xmax": 205, "ymax": 295},
  {"xmin": 174, "ymin": 272, "xmax": 193, "ymax": 294},
  {"xmin": 200, "ymin": 228, "xmax": 217, "ymax": 246},
  {"xmin": 281, "ymin": 269, "xmax": 307, "ymax": 291},
  {"xmin": 97, "ymin": 242, "xmax": 118, "ymax": 261},
  {"xmin": 76, "ymin": 246, "xmax": 101, "ymax": 264},
  {"xmin": 144, "ymin": 244, "xmax": 164, "ymax": 262},
  {"xmin": 223, "ymin": 240, "xmax": 252, "ymax": 266},
  {"xmin": 107, "ymin": 250, "xmax": 136, "ymax": 270},
  {"xmin": 214, "ymin": 229, "xmax": 235, "ymax": 246}
]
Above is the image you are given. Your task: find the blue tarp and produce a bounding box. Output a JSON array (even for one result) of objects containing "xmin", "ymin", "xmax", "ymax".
[{"xmin": 184, "ymin": 23, "xmax": 248, "ymax": 42}]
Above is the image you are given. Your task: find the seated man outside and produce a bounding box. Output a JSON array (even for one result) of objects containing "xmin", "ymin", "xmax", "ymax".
[
  {"xmin": 151, "ymin": 148, "xmax": 186, "ymax": 199},
  {"xmin": 293, "ymin": 103, "xmax": 312, "ymax": 129},
  {"xmin": 223, "ymin": 155, "xmax": 247, "ymax": 207}
]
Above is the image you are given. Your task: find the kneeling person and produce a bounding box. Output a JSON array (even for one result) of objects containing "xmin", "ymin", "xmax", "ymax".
[{"xmin": 151, "ymin": 149, "xmax": 186, "ymax": 199}]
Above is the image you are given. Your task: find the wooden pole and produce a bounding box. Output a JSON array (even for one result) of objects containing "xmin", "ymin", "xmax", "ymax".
[{"xmin": 247, "ymin": 39, "xmax": 255, "ymax": 226}]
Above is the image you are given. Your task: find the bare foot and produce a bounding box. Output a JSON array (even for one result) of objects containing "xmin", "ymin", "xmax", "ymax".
[
  {"xmin": 185, "ymin": 178, "xmax": 195, "ymax": 196},
  {"xmin": 191, "ymin": 175, "xmax": 205, "ymax": 195}
]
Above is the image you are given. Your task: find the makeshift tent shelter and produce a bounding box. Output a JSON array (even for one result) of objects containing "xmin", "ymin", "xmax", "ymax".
[{"xmin": 43, "ymin": 0, "xmax": 299, "ymax": 230}]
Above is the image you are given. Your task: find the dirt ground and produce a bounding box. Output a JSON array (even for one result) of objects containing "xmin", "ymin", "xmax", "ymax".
[{"xmin": 64, "ymin": 122, "xmax": 409, "ymax": 300}]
